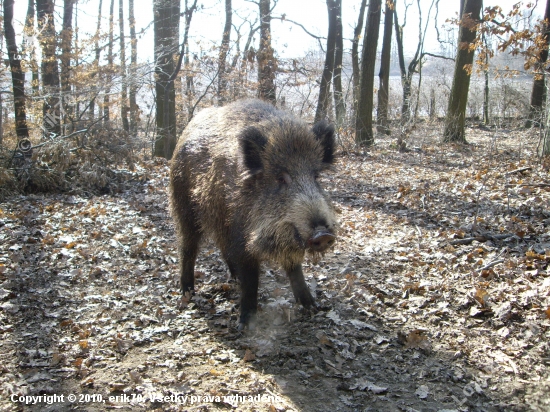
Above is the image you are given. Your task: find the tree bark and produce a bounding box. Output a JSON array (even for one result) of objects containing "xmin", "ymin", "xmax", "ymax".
[
  {"xmin": 129, "ymin": 0, "xmax": 138, "ymax": 136},
  {"xmin": 23, "ymin": 0, "xmax": 39, "ymax": 95},
  {"xmin": 355, "ymin": 0, "xmax": 382, "ymax": 146},
  {"xmin": 119, "ymin": 0, "xmax": 129, "ymax": 132},
  {"xmin": 183, "ymin": 0, "xmax": 198, "ymax": 123},
  {"xmin": 36, "ymin": 0, "xmax": 61, "ymax": 138},
  {"xmin": 3, "ymin": 0, "xmax": 30, "ymax": 140},
  {"xmin": 351, "ymin": 0, "xmax": 367, "ymax": 116},
  {"xmin": 218, "ymin": 0, "xmax": 232, "ymax": 105},
  {"xmin": 154, "ymin": 0, "xmax": 180, "ymax": 159},
  {"xmin": 315, "ymin": 0, "xmax": 338, "ymax": 123},
  {"xmin": 443, "ymin": 0, "xmax": 482, "ymax": 143},
  {"xmin": 104, "ymin": 0, "xmax": 115, "ymax": 123},
  {"xmin": 61, "ymin": 0, "xmax": 75, "ymax": 133},
  {"xmin": 526, "ymin": 0, "xmax": 550, "ymax": 127},
  {"xmin": 257, "ymin": 0, "xmax": 276, "ymax": 104},
  {"xmin": 377, "ymin": 1, "xmax": 394, "ymax": 135},
  {"xmin": 89, "ymin": 0, "xmax": 103, "ymax": 121},
  {"xmin": 332, "ymin": 0, "xmax": 344, "ymax": 127}
]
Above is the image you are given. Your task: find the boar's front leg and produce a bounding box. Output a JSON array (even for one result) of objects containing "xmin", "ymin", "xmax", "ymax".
[
  {"xmin": 285, "ymin": 263, "xmax": 316, "ymax": 308},
  {"xmin": 235, "ymin": 256, "xmax": 261, "ymax": 330}
]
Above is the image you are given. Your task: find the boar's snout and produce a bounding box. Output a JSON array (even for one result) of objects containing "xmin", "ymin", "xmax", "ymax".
[{"xmin": 307, "ymin": 227, "xmax": 336, "ymax": 252}]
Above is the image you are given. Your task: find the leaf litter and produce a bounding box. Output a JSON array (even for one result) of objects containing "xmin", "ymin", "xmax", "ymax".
[{"xmin": 0, "ymin": 128, "xmax": 549, "ymax": 411}]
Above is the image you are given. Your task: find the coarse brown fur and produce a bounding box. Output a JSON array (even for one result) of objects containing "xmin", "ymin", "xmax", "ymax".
[{"xmin": 169, "ymin": 99, "xmax": 337, "ymax": 327}]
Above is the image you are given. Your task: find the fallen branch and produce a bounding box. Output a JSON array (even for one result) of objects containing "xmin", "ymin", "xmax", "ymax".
[
  {"xmin": 505, "ymin": 167, "xmax": 532, "ymax": 175},
  {"xmin": 480, "ymin": 259, "xmax": 505, "ymax": 271},
  {"xmin": 31, "ymin": 129, "xmax": 89, "ymax": 150},
  {"xmin": 449, "ymin": 233, "xmax": 514, "ymax": 245},
  {"xmin": 505, "ymin": 183, "xmax": 550, "ymax": 188}
]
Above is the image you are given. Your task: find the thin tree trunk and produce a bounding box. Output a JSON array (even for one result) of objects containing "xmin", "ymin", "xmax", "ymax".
[
  {"xmin": 129, "ymin": 0, "xmax": 138, "ymax": 136},
  {"xmin": 3, "ymin": 0, "xmax": 29, "ymax": 140},
  {"xmin": 0, "ymin": 10, "xmax": 3, "ymax": 145},
  {"xmin": 377, "ymin": 0, "xmax": 394, "ymax": 135},
  {"xmin": 119, "ymin": 0, "xmax": 129, "ymax": 132},
  {"xmin": 23, "ymin": 0, "xmax": 39, "ymax": 95},
  {"xmin": 61, "ymin": 0, "xmax": 75, "ymax": 133},
  {"xmin": 351, "ymin": 0, "xmax": 367, "ymax": 116},
  {"xmin": 315, "ymin": 0, "xmax": 338, "ymax": 123},
  {"xmin": 332, "ymin": 0, "xmax": 345, "ymax": 127},
  {"xmin": 542, "ymin": 74, "xmax": 550, "ymax": 155},
  {"xmin": 483, "ymin": 34, "xmax": 490, "ymax": 125},
  {"xmin": 37, "ymin": 0, "xmax": 61, "ymax": 138},
  {"xmin": 257, "ymin": 0, "xmax": 276, "ymax": 103},
  {"xmin": 443, "ymin": 0, "xmax": 482, "ymax": 143},
  {"xmin": 154, "ymin": 0, "xmax": 180, "ymax": 159},
  {"xmin": 218, "ymin": 0, "xmax": 232, "ymax": 105},
  {"xmin": 183, "ymin": 0, "xmax": 198, "ymax": 123},
  {"xmin": 526, "ymin": 0, "xmax": 550, "ymax": 127},
  {"xmin": 393, "ymin": 8, "xmax": 408, "ymax": 121},
  {"xmin": 104, "ymin": 0, "xmax": 115, "ymax": 123},
  {"xmin": 355, "ymin": 0, "xmax": 382, "ymax": 146},
  {"xmin": 89, "ymin": 0, "xmax": 103, "ymax": 121}
]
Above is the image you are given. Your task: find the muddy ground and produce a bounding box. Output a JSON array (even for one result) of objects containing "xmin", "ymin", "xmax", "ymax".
[{"xmin": 1, "ymin": 125, "xmax": 549, "ymax": 411}]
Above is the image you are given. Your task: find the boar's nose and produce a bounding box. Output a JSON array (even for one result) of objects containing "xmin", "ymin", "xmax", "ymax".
[{"xmin": 307, "ymin": 227, "xmax": 336, "ymax": 252}]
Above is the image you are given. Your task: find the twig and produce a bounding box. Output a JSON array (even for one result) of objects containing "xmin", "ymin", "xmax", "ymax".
[
  {"xmin": 480, "ymin": 259, "xmax": 504, "ymax": 271},
  {"xmin": 31, "ymin": 129, "xmax": 89, "ymax": 150},
  {"xmin": 505, "ymin": 183, "xmax": 550, "ymax": 188},
  {"xmin": 449, "ymin": 233, "xmax": 514, "ymax": 245},
  {"xmin": 505, "ymin": 166, "xmax": 532, "ymax": 175}
]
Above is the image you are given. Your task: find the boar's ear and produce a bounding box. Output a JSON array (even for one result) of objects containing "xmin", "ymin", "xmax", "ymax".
[
  {"xmin": 312, "ymin": 120, "xmax": 335, "ymax": 165},
  {"xmin": 240, "ymin": 126, "xmax": 268, "ymax": 174}
]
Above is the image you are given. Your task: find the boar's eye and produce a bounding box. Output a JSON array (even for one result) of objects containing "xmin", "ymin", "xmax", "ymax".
[{"xmin": 277, "ymin": 172, "xmax": 291, "ymax": 186}]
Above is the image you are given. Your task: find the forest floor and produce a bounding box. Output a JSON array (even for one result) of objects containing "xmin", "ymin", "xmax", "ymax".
[{"xmin": 1, "ymin": 123, "xmax": 550, "ymax": 412}]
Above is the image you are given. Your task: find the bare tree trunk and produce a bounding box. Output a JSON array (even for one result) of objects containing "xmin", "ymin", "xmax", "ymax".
[
  {"xmin": 183, "ymin": 0, "xmax": 198, "ymax": 122},
  {"xmin": 393, "ymin": 7, "xmax": 408, "ymax": 121},
  {"xmin": 89, "ymin": 0, "xmax": 103, "ymax": 121},
  {"xmin": 119, "ymin": 0, "xmax": 129, "ymax": 132},
  {"xmin": 526, "ymin": 0, "xmax": 550, "ymax": 127},
  {"xmin": 37, "ymin": 0, "xmax": 61, "ymax": 138},
  {"xmin": 355, "ymin": 0, "xmax": 381, "ymax": 146},
  {"xmin": 542, "ymin": 74, "xmax": 550, "ymax": 155},
  {"xmin": 238, "ymin": 22, "xmax": 259, "ymax": 101},
  {"xmin": 61, "ymin": 0, "xmax": 75, "ymax": 133},
  {"xmin": 315, "ymin": 0, "xmax": 338, "ymax": 123},
  {"xmin": 0, "ymin": 31, "xmax": 2, "ymax": 145},
  {"xmin": 351, "ymin": 0, "xmax": 367, "ymax": 115},
  {"xmin": 443, "ymin": 0, "xmax": 482, "ymax": 143},
  {"xmin": 154, "ymin": 0, "xmax": 180, "ymax": 159},
  {"xmin": 3, "ymin": 0, "xmax": 29, "ymax": 140},
  {"xmin": 23, "ymin": 0, "xmax": 39, "ymax": 95},
  {"xmin": 218, "ymin": 0, "xmax": 232, "ymax": 105},
  {"xmin": 129, "ymin": 0, "xmax": 138, "ymax": 136},
  {"xmin": 332, "ymin": 0, "xmax": 345, "ymax": 127},
  {"xmin": 483, "ymin": 33, "xmax": 490, "ymax": 125},
  {"xmin": 104, "ymin": 0, "xmax": 115, "ymax": 123},
  {"xmin": 377, "ymin": 0, "xmax": 394, "ymax": 135},
  {"xmin": 257, "ymin": 0, "xmax": 276, "ymax": 103}
]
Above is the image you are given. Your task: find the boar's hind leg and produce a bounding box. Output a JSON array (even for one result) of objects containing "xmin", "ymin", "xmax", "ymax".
[
  {"xmin": 285, "ymin": 264, "xmax": 316, "ymax": 308},
  {"xmin": 177, "ymin": 219, "xmax": 201, "ymax": 294},
  {"xmin": 235, "ymin": 257, "xmax": 261, "ymax": 329}
]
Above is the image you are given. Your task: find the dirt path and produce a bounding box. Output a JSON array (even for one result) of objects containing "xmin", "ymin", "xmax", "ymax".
[{"xmin": 1, "ymin": 127, "xmax": 549, "ymax": 411}]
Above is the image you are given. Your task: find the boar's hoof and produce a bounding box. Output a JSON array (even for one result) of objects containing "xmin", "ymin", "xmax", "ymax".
[
  {"xmin": 238, "ymin": 314, "xmax": 257, "ymax": 332},
  {"xmin": 307, "ymin": 231, "xmax": 336, "ymax": 252},
  {"xmin": 181, "ymin": 283, "xmax": 195, "ymax": 295}
]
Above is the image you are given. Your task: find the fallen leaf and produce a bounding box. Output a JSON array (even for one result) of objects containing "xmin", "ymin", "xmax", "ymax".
[
  {"xmin": 474, "ymin": 288, "xmax": 489, "ymax": 307},
  {"xmin": 243, "ymin": 349, "xmax": 255, "ymax": 362},
  {"xmin": 405, "ymin": 330, "xmax": 431, "ymax": 351}
]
